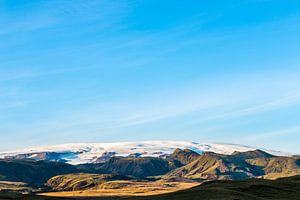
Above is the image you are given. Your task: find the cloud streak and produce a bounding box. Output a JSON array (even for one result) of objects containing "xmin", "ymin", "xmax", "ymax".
[{"xmin": 242, "ymin": 127, "xmax": 300, "ymax": 143}]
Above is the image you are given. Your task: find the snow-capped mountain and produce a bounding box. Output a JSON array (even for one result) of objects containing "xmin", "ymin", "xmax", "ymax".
[{"xmin": 0, "ymin": 141, "xmax": 288, "ymax": 165}]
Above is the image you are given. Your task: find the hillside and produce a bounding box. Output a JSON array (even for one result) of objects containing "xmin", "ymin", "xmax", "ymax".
[
  {"xmin": 247, "ymin": 156, "xmax": 300, "ymax": 179},
  {"xmin": 43, "ymin": 173, "xmax": 198, "ymax": 197},
  {"xmin": 0, "ymin": 149, "xmax": 299, "ymax": 188},
  {"xmin": 164, "ymin": 150, "xmax": 300, "ymax": 181},
  {"xmin": 0, "ymin": 159, "xmax": 78, "ymax": 186},
  {"xmin": 167, "ymin": 148, "xmax": 200, "ymax": 166},
  {"xmin": 46, "ymin": 173, "xmax": 133, "ymax": 191},
  {"xmin": 163, "ymin": 151, "xmax": 262, "ymax": 181},
  {"xmin": 79, "ymin": 156, "xmax": 177, "ymax": 177},
  {"xmin": 232, "ymin": 149, "xmax": 275, "ymax": 159}
]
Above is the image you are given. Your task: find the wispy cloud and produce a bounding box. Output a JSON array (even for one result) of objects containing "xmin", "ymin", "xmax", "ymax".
[
  {"xmin": 189, "ymin": 90, "xmax": 300, "ymax": 124},
  {"xmin": 1, "ymin": 0, "xmax": 300, "ymax": 153},
  {"xmin": 242, "ymin": 127, "xmax": 300, "ymax": 142},
  {"xmin": 0, "ymin": 67, "xmax": 91, "ymax": 82},
  {"xmin": 0, "ymin": 0, "xmax": 126, "ymax": 35},
  {"xmin": 113, "ymin": 90, "xmax": 300, "ymax": 129}
]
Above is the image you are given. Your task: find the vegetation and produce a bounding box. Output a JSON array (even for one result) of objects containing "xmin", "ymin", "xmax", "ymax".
[
  {"xmin": 135, "ymin": 175, "xmax": 300, "ymax": 200},
  {"xmin": 0, "ymin": 149, "xmax": 299, "ymax": 199},
  {"xmin": 163, "ymin": 150, "xmax": 300, "ymax": 181},
  {"xmin": 78, "ymin": 156, "xmax": 177, "ymax": 178},
  {"xmin": 166, "ymin": 148, "xmax": 200, "ymax": 166},
  {"xmin": 0, "ymin": 159, "xmax": 78, "ymax": 186},
  {"xmin": 1, "ymin": 175, "xmax": 300, "ymax": 200},
  {"xmin": 46, "ymin": 173, "xmax": 132, "ymax": 191}
]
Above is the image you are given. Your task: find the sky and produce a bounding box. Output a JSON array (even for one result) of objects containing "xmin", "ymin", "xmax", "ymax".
[{"xmin": 0, "ymin": 0, "xmax": 300, "ymax": 153}]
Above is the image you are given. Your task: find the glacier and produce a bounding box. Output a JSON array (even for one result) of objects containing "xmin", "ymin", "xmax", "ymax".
[{"xmin": 0, "ymin": 141, "xmax": 288, "ymax": 165}]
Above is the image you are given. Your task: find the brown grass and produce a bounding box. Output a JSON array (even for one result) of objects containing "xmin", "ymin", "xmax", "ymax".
[
  {"xmin": 0, "ymin": 181, "xmax": 33, "ymax": 192},
  {"xmin": 39, "ymin": 181, "xmax": 199, "ymax": 197}
]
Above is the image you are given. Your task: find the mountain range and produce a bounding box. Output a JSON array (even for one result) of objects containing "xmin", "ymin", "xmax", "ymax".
[
  {"xmin": 0, "ymin": 141, "xmax": 289, "ymax": 164},
  {"xmin": 0, "ymin": 141, "xmax": 299, "ymax": 199}
]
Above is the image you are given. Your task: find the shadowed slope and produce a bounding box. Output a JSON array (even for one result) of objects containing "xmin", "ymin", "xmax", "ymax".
[
  {"xmin": 247, "ymin": 156, "xmax": 300, "ymax": 179},
  {"xmin": 164, "ymin": 152, "xmax": 264, "ymax": 181},
  {"xmin": 78, "ymin": 157, "xmax": 177, "ymax": 178},
  {"xmin": 0, "ymin": 159, "xmax": 78, "ymax": 186}
]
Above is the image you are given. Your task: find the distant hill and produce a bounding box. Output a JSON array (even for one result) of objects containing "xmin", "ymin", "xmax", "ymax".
[
  {"xmin": 78, "ymin": 156, "xmax": 177, "ymax": 177},
  {"xmin": 247, "ymin": 156, "xmax": 300, "ymax": 179},
  {"xmin": 0, "ymin": 148, "xmax": 299, "ymax": 188},
  {"xmin": 0, "ymin": 159, "xmax": 78, "ymax": 186},
  {"xmin": 232, "ymin": 149, "xmax": 275, "ymax": 159},
  {"xmin": 163, "ymin": 151, "xmax": 264, "ymax": 181},
  {"xmin": 167, "ymin": 148, "xmax": 200, "ymax": 166},
  {"xmin": 46, "ymin": 173, "xmax": 132, "ymax": 191},
  {"xmin": 0, "ymin": 156, "xmax": 177, "ymax": 186},
  {"xmin": 164, "ymin": 150, "xmax": 300, "ymax": 181}
]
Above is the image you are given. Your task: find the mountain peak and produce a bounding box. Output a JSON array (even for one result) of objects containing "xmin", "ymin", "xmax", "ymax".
[
  {"xmin": 168, "ymin": 148, "xmax": 200, "ymax": 166},
  {"xmin": 232, "ymin": 149, "xmax": 275, "ymax": 159}
]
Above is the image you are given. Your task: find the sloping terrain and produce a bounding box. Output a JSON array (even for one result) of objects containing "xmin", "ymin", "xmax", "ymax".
[
  {"xmin": 232, "ymin": 149, "xmax": 275, "ymax": 160},
  {"xmin": 0, "ymin": 149, "xmax": 299, "ymax": 189},
  {"xmin": 0, "ymin": 159, "xmax": 78, "ymax": 186},
  {"xmin": 78, "ymin": 149, "xmax": 300, "ymax": 181},
  {"xmin": 247, "ymin": 156, "xmax": 300, "ymax": 179},
  {"xmin": 164, "ymin": 150, "xmax": 300, "ymax": 181},
  {"xmin": 164, "ymin": 151, "xmax": 264, "ymax": 181},
  {"xmin": 167, "ymin": 148, "xmax": 200, "ymax": 166},
  {"xmin": 40, "ymin": 149, "xmax": 300, "ymax": 198},
  {"xmin": 46, "ymin": 173, "xmax": 133, "ymax": 191},
  {"xmin": 0, "ymin": 156, "xmax": 178, "ymax": 187},
  {"xmin": 78, "ymin": 157, "xmax": 177, "ymax": 178}
]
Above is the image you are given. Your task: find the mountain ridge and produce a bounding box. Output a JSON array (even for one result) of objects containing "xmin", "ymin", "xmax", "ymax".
[{"xmin": 0, "ymin": 141, "xmax": 290, "ymax": 165}]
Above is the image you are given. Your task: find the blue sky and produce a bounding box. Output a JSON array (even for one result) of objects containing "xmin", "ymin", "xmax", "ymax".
[{"xmin": 1, "ymin": 0, "xmax": 300, "ymax": 153}]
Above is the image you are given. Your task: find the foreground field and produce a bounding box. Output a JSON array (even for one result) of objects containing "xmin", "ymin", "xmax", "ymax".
[
  {"xmin": 1, "ymin": 176, "xmax": 300, "ymax": 200},
  {"xmin": 0, "ymin": 181, "xmax": 34, "ymax": 193},
  {"xmin": 40, "ymin": 181, "xmax": 198, "ymax": 197},
  {"xmin": 140, "ymin": 176, "xmax": 300, "ymax": 200}
]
